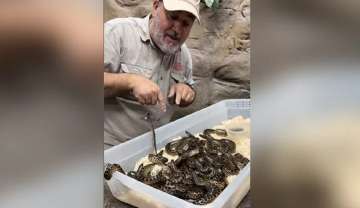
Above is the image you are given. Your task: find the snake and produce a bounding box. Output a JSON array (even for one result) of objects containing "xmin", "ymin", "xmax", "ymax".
[
  {"xmin": 203, "ymin": 128, "xmax": 228, "ymax": 137},
  {"xmin": 104, "ymin": 163, "xmax": 125, "ymax": 180},
  {"xmin": 148, "ymin": 150, "xmax": 168, "ymax": 164},
  {"xmin": 105, "ymin": 128, "xmax": 249, "ymax": 205}
]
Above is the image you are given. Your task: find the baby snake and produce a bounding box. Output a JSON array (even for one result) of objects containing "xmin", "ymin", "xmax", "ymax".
[{"xmin": 104, "ymin": 128, "xmax": 249, "ymax": 205}]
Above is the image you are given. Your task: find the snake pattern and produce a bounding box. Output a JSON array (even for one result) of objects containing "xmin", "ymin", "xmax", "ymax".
[{"xmin": 104, "ymin": 128, "xmax": 249, "ymax": 205}]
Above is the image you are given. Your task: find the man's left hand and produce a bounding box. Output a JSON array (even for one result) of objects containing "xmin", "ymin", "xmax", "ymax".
[{"xmin": 168, "ymin": 83, "xmax": 195, "ymax": 107}]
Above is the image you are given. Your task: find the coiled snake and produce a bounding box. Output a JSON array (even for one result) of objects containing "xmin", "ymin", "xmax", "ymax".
[{"xmin": 104, "ymin": 128, "xmax": 249, "ymax": 205}]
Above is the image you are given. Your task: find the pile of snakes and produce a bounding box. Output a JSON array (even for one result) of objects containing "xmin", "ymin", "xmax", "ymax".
[{"xmin": 105, "ymin": 128, "xmax": 249, "ymax": 205}]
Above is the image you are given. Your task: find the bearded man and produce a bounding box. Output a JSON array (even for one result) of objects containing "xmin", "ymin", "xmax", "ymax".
[{"xmin": 104, "ymin": 0, "xmax": 200, "ymax": 149}]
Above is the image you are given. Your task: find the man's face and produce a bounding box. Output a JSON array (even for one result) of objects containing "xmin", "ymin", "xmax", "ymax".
[{"xmin": 150, "ymin": 1, "xmax": 195, "ymax": 54}]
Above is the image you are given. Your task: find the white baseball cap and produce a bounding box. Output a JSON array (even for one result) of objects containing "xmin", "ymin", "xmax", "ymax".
[{"xmin": 162, "ymin": 0, "xmax": 201, "ymax": 23}]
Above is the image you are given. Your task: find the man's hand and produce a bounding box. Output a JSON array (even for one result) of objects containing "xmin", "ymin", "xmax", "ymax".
[
  {"xmin": 168, "ymin": 83, "xmax": 195, "ymax": 107},
  {"xmin": 129, "ymin": 74, "xmax": 166, "ymax": 111}
]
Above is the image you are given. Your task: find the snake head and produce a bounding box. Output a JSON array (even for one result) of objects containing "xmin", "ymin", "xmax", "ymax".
[
  {"xmin": 148, "ymin": 150, "xmax": 168, "ymax": 164},
  {"xmin": 214, "ymin": 129, "xmax": 228, "ymax": 137},
  {"xmin": 203, "ymin": 128, "xmax": 228, "ymax": 137},
  {"xmin": 104, "ymin": 163, "xmax": 125, "ymax": 180}
]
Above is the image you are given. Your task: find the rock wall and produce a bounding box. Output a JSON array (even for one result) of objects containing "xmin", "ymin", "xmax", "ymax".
[{"xmin": 104, "ymin": 0, "xmax": 250, "ymax": 119}]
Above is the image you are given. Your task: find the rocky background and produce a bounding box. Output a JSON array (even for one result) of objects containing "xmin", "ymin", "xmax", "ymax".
[{"xmin": 104, "ymin": 0, "xmax": 250, "ymax": 119}]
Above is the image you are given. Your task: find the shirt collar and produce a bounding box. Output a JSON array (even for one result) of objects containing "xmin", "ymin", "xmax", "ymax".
[{"xmin": 138, "ymin": 14, "xmax": 154, "ymax": 46}]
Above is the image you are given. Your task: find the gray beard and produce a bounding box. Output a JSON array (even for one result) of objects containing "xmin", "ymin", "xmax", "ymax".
[{"xmin": 150, "ymin": 17, "xmax": 181, "ymax": 55}]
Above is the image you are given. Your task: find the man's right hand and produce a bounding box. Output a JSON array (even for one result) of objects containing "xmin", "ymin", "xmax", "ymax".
[{"xmin": 128, "ymin": 74, "xmax": 166, "ymax": 111}]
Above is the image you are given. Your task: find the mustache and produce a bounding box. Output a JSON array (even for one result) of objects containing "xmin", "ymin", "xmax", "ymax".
[{"xmin": 165, "ymin": 30, "xmax": 180, "ymax": 41}]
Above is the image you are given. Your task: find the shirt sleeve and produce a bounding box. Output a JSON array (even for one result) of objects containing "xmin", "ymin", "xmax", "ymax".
[
  {"xmin": 182, "ymin": 46, "xmax": 195, "ymax": 86},
  {"xmin": 104, "ymin": 19, "xmax": 123, "ymax": 73}
]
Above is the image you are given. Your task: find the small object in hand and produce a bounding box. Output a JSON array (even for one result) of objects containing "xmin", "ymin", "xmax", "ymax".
[{"xmin": 144, "ymin": 112, "xmax": 158, "ymax": 154}]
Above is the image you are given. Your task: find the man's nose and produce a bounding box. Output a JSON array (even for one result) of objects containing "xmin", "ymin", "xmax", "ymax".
[{"xmin": 171, "ymin": 21, "xmax": 182, "ymax": 37}]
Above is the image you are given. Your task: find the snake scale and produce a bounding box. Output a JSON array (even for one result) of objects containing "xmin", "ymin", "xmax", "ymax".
[{"xmin": 104, "ymin": 128, "xmax": 249, "ymax": 205}]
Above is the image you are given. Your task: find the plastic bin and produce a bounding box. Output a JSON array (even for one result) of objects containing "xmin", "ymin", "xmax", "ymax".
[{"xmin": 104, "ymin": 99, "xmax": 251, "ymax": 208}]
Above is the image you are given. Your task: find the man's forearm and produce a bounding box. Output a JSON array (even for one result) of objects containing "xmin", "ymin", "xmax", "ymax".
[{"xmin": 104, "ymin": 72, "xmax": 133, "ymax": 98}]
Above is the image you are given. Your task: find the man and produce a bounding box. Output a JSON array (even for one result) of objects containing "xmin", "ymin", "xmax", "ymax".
[{"xmin": 104, "ymin": 0, "xmax": 200, "ymax": 149}]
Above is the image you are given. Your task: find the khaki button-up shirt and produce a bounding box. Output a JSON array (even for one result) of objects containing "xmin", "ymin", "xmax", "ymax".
[{"xmin": 104, "ymin": 15, "xmax": 194, "ymax": 149}]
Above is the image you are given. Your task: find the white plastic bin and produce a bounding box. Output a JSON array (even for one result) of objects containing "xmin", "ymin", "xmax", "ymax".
[{"xmin": 104, "ymin": 99, "xmax": 251, "ymax": 208}]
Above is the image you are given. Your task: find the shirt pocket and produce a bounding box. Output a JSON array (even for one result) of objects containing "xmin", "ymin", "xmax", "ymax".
[{"xmin": 120, "ymin": 62, "xmax": 153, "ymax": 79}]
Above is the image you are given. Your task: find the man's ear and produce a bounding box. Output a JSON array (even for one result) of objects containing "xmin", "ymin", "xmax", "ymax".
[
  {"xmin": 152, "ymin": 0, "xmax": 160, "ymax": 17},
  {"xmin": 153, "ymin": 0, "xmax": 160, "ymax": 10}
]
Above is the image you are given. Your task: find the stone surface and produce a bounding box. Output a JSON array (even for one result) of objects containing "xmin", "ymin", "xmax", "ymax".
[
  {"xmin": 104, "ymin": 0, "xmax": 251, "ymax": 119},
  {"xmin": 182, "ymin": 0, "xmax": 250, "ymax": 117}
]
